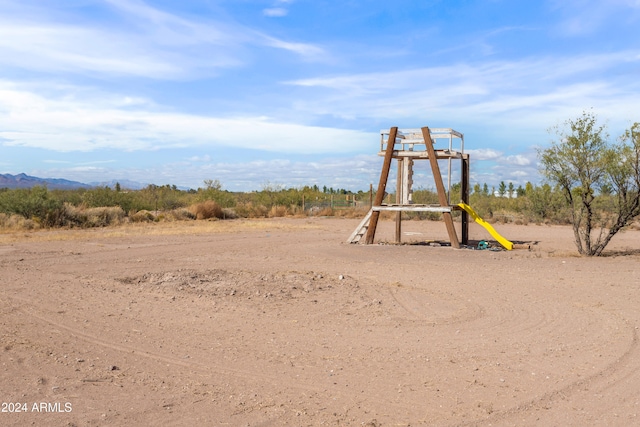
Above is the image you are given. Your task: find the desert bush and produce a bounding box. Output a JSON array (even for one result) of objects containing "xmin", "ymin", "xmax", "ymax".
[
  {"xmin": 233, "ymin": 202, "xmax": 269, "ymax": 218},
  {"xmin": 60, "ymin": 203, "xmax": 88, "ymax": 226},
  {"xmin": 0, "ymin": 186, "xmax": 65, "ymax": 227},
  {"xmin": 269, "ymin": 205, "xmax": 288, "ymax": 217},
  {"xmin": 405, "ymin": 211, "xmax": 443, "ymax": 221},
  {"xmin": 130, "ymin": 210, "xmax": 157, "ymax": 223},
  {"xmin": 490, "ymin": 209, "xmax": 520, "ymax": 224},
  {"xmin": 412, "ymin": 188, "xmax": 439, "ymax": 205},
  {"xmin": 311, "ymin": 207, "xmax": 334, "ymax": 217},
  {"xmin": 468, "ymin": 193, "xmax": 493, "ymax": 219},
  {"xmin": 84, "ymin": 206, "xmax": 125, "ymax": 227},
  {"xmin": 140, "ymin": 184, "xmax": 191, "ymax": 211},
  {"xmin": 196, "ymin": 180, "xmax": 236, "ymax": 208},
  {"xmin": 221, "ymin": 208, "xmax": 238, "ymax": 219},
  {"xmin": 163, "ymin": 208, "xmax": 195, "ymax": 221},
  {"xmin": 0, "ymin": 213, "xmax": 37, "ymax": 230},
  {"xmin": 190, "ymin": 201, "xmax": 224, "ymax": 220},
  {"xmin": 61, "ymin": 204, "xmax": 125, "ymax": 227},
  {"xmin": 251, "ymin": 183, "xmax": 302, "ymax": 208},
  {"xmin": 52, "ymin": 188, "xmax": 84, "ymax": 206}
]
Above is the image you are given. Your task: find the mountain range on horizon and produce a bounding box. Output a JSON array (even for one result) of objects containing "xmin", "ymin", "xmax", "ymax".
[{"xmin": 0, "ymin": 173, "xmax": 148, "ymax": 190}]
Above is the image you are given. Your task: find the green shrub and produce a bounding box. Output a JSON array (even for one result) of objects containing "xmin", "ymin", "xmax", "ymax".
[{"xmin": 0, "ymin": 186, "xmax": 64, "ymax": 227}]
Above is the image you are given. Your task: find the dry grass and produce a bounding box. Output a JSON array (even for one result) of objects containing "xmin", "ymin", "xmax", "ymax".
[
  {"xmin": 234, "ymin": 202, "xmax": 269, "ymax": 218},
  {"xmin": 269, "ymin": 205, "xmax": 287, "ymax": 217},
  {"xmin": 0, "ymin": 213, "xmax": 38, "ymax": 230},
  {"xmin": 0, "ymin": 218, "xmax": 322, "ymax": 244},
  {"xmin": 64, "ymin": 204, "xmax": 125, "ymax": 227},
  {"xmin": 190, "ymin": 201, "xmax": 224, "ymax": 220},
  {"xmin": 129, "ymin": 210, "xmax": 157, "ymax": 223},
  {"xmin": 0, "ymin": 205, "xmax": 126, "ymax": 230}
]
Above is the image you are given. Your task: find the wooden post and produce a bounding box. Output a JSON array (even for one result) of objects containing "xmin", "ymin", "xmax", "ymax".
[
  {"xmin": 461, "ymin": 154, "xmax": 470, "ymax": 245},
  {"xmin": 422, "ymin": 127, "xmax": 460, "ymax": 249},
  {"xmin": 396, "ymin": 158, "xmax": 402, "ymax": 243},
  {"xmin": 365, "ymin": 127, "xmax": 398, "ymax": 244}
]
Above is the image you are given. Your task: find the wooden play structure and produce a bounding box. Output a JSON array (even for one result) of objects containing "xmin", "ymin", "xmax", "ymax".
[{"xmin": 347, "ymin": 126, "xmax": 470, "ymax": 247}]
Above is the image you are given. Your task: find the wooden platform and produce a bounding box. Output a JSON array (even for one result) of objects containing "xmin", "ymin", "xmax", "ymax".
[{"xmin": 352, "ymin": 126, "xmax": 470, "ymax": 248}]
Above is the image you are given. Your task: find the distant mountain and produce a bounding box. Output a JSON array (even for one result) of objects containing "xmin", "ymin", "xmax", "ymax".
[
  {"xmin": 0, "ymin": 173, "xmax": 187, "ymax": 191},
  {"xmin": 0, "ymin": 173, "xmax": 92, "ymax": 190}
]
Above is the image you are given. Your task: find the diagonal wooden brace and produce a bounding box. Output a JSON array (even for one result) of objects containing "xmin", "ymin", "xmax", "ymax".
[
  {"xmin": 422, "ymin": 127, "xmax": 460, "ymax": 249},
  {"xmin": 365, "ymin": 127, "xmax": 398, "ymax": 244}
]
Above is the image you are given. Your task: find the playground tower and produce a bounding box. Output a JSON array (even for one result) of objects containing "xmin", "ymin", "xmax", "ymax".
[{"xmin": 347, "ymin": 126, "xmax": 470, "ymax": 247}]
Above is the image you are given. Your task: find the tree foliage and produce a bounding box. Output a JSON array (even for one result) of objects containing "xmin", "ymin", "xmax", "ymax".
[{"xmin": 539, "ymin": 111, "xmax": 640, "ymax": 255}]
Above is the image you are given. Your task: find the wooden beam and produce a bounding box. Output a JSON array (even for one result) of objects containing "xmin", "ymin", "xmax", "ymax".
[
  {"xmin": 373, "ymin": 205, "xmax": 453, "ymax": 212},
  {"xmin": 395, "ymin": 158, "xmax": 402, "ymax": 243},
  {"xmin": 422, "ymin": 127, "xmax": 460, "ymax": 249},
  {"xmin": 461, "ymin": 154, "xmax": 470, "ymax": 245},
  {"xmin": 365, "ymin": 127, "xmax": 398, "ymax": 244}
]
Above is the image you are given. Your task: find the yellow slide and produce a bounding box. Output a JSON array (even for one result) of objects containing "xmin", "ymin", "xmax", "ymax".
[{"xmin": 457, "ymin": 203, "xmax": 514, "ymax": 250}]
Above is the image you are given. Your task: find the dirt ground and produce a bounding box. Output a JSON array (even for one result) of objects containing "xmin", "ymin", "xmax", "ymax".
[{"xmin": 2, "ymin": 216, "xmax": 640, "ymax": 426}]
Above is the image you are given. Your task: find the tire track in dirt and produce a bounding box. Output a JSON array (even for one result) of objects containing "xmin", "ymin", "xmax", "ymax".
[
  {"xmin": 387, "ymin": 284, "xmax": 484, "ymax": 325},
  {"xmin": 368, "ymin": 278, "xmax": 637, "ymax": 426},
  {"xmin": 5, "ymin": 294, "xmax": 420, "ymax": 417},
  {"xmin": 456, "ymin": 320, "xmax": 640, "ymax": 426},
  {"xmin": 381, "ymin": 280, "xmax": 560, "ymax": 343}
]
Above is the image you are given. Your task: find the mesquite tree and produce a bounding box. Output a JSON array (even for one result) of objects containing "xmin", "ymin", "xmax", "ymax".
[{"xmin": 539, "ymin": 111, "xmax": 640, "ymax": 256}]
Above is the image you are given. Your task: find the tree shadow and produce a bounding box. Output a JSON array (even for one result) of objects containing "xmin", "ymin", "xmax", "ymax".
[{"xmin": 600, "ymin": 248, "xmax": 640, "ymax": 257}]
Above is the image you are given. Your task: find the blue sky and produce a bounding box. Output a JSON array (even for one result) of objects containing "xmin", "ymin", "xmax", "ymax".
[{"xmin": 1, "ymin": 0, "xmax": 639, "ymax": 191}]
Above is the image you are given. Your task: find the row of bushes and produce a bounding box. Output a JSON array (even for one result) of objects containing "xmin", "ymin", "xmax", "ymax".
[{"xmin": 0, "ymin": 181, "xmax": 596, "ymax": 231}]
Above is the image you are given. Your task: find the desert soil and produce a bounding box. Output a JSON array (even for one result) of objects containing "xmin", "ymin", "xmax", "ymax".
[{"xmin": 2, "ymin": 217, "xmax": 640, "ymax": 426}]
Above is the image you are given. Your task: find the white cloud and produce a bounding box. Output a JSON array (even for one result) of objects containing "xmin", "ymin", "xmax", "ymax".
[
  {"xmin": 0, "ymin": 81, "xmax": 374, "ymax": 155},
  {"xmin": 263, "ymin": 0, "xmax": 296, "ymax": 17},
  {"xmin": 467, "ymin": 149, "xmax": 502, "ymax": 160},
  {"xmin": 259, "ymin": 35, "xmax": 325, "ymax": 58},
  {"xmin": 284, "ymin": 51, "xmax": 640, "ymax": 140},
  {"xmin": 0, "ymin": 23, "xmax": 195, "ymax": 78},
  {"xmin": 263, "ymin": 8, "xmax": 288, "ymax": 17},
  {"xmin": 188, "ymin": 155, "xmax": 212, "ymax": 162},
  {"xmin": 548, "ymin": 0, "xmax": 640, "ymax": 36},
  {"xmin": 34, "ymin": 154, "xmax": 383, "ymax": 191},
  {"xmin": 503, "ymin": 155, "xmax": 531, "ymax": 166},
  {"xmin": 0, "ymin": 0, "xmax": 324, "ymax": 79}
]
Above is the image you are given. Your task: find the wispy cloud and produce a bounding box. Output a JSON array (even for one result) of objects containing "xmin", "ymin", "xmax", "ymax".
[
  {"xmin": 284, "ymin": 51, "xmax": 640, "ymax": 134},
  {"xmin": 549, "ymin": 0, "xmax": 640, "ymax": 36},
  {"xmin": 467, "ymin": 149, "xmax": 502, "ymax": 161},
  {"xmin": 263, "ymin": 0, "xmax": 296, "ymax": 17},
  {"xmin": 263, "ymin": 8, "xmax": 288, "ymax": 17},
  {"xmin": 502, "ymin": 155, "xmax": 532, "ymax": 166},
  {"xmin": 0, "ymin": 81, "xmax": 373, "ymax": 154},
  {"xmin": 0, "ymin": 0, "xmax": 323, "ymax": 80}
]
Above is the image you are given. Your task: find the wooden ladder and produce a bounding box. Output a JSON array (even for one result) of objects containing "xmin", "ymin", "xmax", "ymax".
[{"xmin": 346, "ymin": 209, "xmax": 373, "ymax": 244}]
